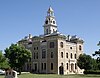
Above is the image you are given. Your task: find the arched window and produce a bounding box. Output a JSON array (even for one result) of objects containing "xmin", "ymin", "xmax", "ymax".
[
  {"xmin": 53, "ymin": 29, "xmax": 55, "ymax": 32},
  {"xmin": 50, "ymin": 42, "xmax": 54, "ymax": 48},
  {"xmin": 66, "ymin": 53, "xmax": 68, "ymax": 58},
  {"xmin": 45, "ymin": 20, "xmax": 48, "ymax": 24},
  {"xmin": 75, "ymin": 63, "xmax": 77, "ymax": 69},
  {"xmin": 71, "ymin": 53, "xmax": 73, "ymax": 59},
  {"xmin": 34, "ymin": 53, "xmax": 35, "ymax": 59},
  {"xmin": 61, "ymin": 52, "xmax": 63, "ymax": 58},
  {"xmin": 51, "ymin": 63, "xmax": 53, "ymax": 70},
  {"xmin": 53, "ymin": 21, "xmax": 55, "ymax": 24},
  {"xmin": 46, "ymin": 29, "xmax": 48, "ymax": 34},
  {"xmin": 70, "ymin": 47, "xmax": 72, "ymax": 49},
  {"xmin": 67, "ymin": 63, "xmax": 68, "ymax": 70},
  {"xmin": 42, "ymin": 49, "xmax": 46, "ymax": 59},
  {"xmin": 79, "ymin": 45, "xmax": 82, "ymax": 50},
  {"xmin": 51, "ymin": 52, "xmax": 53, "ymax": 58},
  {"xmin": 60, "ymin": 42, "xmax": 63, "ymax": 48},
  {"xmin": 36, "ymin": 52, "xmax": 38, "ymax": 59},
  {"xmin": 75, "ymin": 54, "xmax": 76, "ymax": 59}
]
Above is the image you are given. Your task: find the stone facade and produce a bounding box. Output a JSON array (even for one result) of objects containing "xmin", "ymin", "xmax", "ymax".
[{"xmin": 18, "ymin": 7, "xmax": 84, "ymax": 75}]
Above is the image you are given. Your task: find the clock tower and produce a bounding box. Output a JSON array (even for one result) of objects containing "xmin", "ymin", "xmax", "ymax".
[{"xmin": 43, "ymin": 7, "xmax": 57, "ymax": 35}]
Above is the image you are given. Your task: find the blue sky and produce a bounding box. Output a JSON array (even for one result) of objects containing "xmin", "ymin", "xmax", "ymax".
[{"xmin": 0, "ymin": 0, "xmax": 100, "ymax": 56}]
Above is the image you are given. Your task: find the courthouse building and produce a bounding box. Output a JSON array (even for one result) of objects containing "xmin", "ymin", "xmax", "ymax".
[{"xmin": 18, "ymin": 7, "xmax": 84, "ymax": 74}]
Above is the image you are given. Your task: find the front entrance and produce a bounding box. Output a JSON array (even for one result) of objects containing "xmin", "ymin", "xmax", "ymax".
[
  {"xmin": 71, "ymin": 63, "xmax": 74, "ymax": 72},
  {"xmin": 59, "ymin": 66, "xmax": 64, "ymax": 75},
  {"xmin": 33, "ymin": 63, "xmax": 38, "ymax": 73}
]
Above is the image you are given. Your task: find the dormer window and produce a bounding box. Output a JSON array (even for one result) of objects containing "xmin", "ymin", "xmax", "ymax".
[{"xmin": 45, "ymin": 20, "xmax": 48, "ymax": 24}]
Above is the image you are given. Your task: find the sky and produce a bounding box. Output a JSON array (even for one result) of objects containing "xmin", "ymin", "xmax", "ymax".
[{"xmin": 0, "ymin": 0, "xmax": 100, "ymax": 56}]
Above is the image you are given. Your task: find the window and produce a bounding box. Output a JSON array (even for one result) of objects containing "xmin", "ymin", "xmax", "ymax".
[
  {"xmin": 61, "ymin": 63, "xmax": 63, "ymax": 66},
  {"xmin": 42, "ymin": 49, "xmax": 46, "ymax": 59},
  {"xmin": 70, "ymin": 47, "xmax": 72, "ymax": 49},
  {"xmin": 75, "ymin": 54, "xmax": 76, "ymax": 59},
  {"xmin": 45, "ymin": 20, "xmax": 48, "ymax": 24},
  {"xmin": 61, "ymin": 52, "xmax": 63, "ymax": 58},
  {"xmin": 37, "ymin": 47, "xmax": 38, "ymax": 50},
  {"xmin": 36, "ymin": 53, "xmax": 38, "ymax": 59},
  {"xmin": 60, "ymin": 42, "xmax": 63, "ymax": 48},
  {"xmin": 53, "ymin": 29, "xmax": 55, "ymax": 32},
  {"xmin": 34, "ymin": 53, "xmax": 35, "ymax": 59},
  {"xmin": 51, "ymin": 63, "xmax": 53, "ymax": 70},
  {"xmin": 41, "ymin": 63, "xmax": 43, "ymax": 70},
  {"xmin": 50, "ymin": 42, "xmax": 54, "ymax": 48},
  {"xmin": 53, "ymin": 21, "xmax": 55, "ymax": 24},
  {"xmin": 34, "ymin": 47, "xmax": 36, "ymax": 50},
  {"xmin": 66, "ymin": 53, "xmax": 68, "ymax": 58},
  {"xmin": 67, "ymin": 63, "xmax": 68, "ymax": 70},
  {"xmin": 75, "ymin": 63, "xmax": 77, "ymax": 69},
  {"xmin": 51, "ymin": 52, "xmax": 53, "ymax": 58},
  {"xmin": 79, "ymin": 45, "xmax": 82, "ymax": 50},
  {"xmin": 46, "ymin": 29, "xmax": 48, "ymax": 34},
  {"xmin": 71, "ymin": 53, "xmax": 73, "ymax": 59},
  {"xmin": 44, "ymin": 63, "xmax": 46, "ymax": 70}
]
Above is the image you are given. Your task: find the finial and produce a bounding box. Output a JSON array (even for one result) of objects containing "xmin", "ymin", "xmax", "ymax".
[{"xmin": 47, "ymin": 6, "xmax": 54, "ymax": 16}]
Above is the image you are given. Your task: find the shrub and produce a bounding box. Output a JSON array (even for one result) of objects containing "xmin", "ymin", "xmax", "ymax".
[{"xmin": 84, "ymin": 70, "xmax": 100, "ymax": 74}]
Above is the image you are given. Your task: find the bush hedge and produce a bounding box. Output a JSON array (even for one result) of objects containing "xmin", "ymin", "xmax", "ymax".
[{"xmin": 84, "ymin": 70, "xmax": 100, "ymax": 74}]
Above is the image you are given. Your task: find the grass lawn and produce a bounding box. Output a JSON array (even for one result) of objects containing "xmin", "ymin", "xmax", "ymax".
[{"xmin": 0, "ymin": 73, "xmax": 100, "ymax": 78}]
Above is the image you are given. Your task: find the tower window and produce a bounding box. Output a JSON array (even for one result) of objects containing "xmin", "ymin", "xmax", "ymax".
[
  {"xmin": 53, "ymin": 29, "xmax": 55, "ymax": 32},
  {"xmin": 46, "ymin": 29, "xmax": 48, "ymax": 34},
  {"xmin": 53, "ymin": 21, "xmax": 55, "ymax": 24},
  {"xmin": 45, "ymin": 20, "xmax": 48, "ymax": 24},
  {"xmin": 60, "ymin": 42, "xmax": 63, "ymax": 48},
  {"xmin": 61, "ymin": 52, "xmax": 63, "ymax": 58},
  {"xmin": 50, "ymin": 42, "xmax": 54, "ymax": 48}
]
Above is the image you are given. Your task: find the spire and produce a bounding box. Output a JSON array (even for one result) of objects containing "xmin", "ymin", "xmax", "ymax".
[{"xmin": 47, "ymin": 7, "xmax": 54, "ymax": 16}]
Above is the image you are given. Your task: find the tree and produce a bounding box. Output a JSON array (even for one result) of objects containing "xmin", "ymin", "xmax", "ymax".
[
  {"xmin": 0, "ymin": 50, "xmax": 10, "ymax": 69},
  {"xmin": 77, "ymin": 54, "xmax": 94, "ymax": 70},
  {"xmin": 5, "ymin": 44, "xmax": 32, "ymax": 74},
  {"xmin": 93, "ymin": 41, "xmax": 100, "ymax": 69}
]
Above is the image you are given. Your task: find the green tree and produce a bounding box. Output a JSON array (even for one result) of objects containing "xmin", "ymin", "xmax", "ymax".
[
  {"xmin": 5, "ymin": 44, "xmax": 32, "ymax": 74},
  {"xmin": 0, "ymin": 50, "xmax": 10, "ymax": 69},
  {"xmin": 77, "ymin": 54, "xmax": 94, "ymax": 70},
  {"xmin": 93, "ymin": 41, "xmax": 100, "ymax": 69}
]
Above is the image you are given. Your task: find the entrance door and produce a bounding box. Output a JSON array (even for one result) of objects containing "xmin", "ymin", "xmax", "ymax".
[
  {"xmin": 59, "ymin": 66, "xmax": 64, "ymax": 75},
  {"xmin": 34, "ymin": 63, "xmax": 37, "ymax": 71},
  {"xmin": 71, "ymin": 63, "xmax": 74, "ymax": 72}
]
